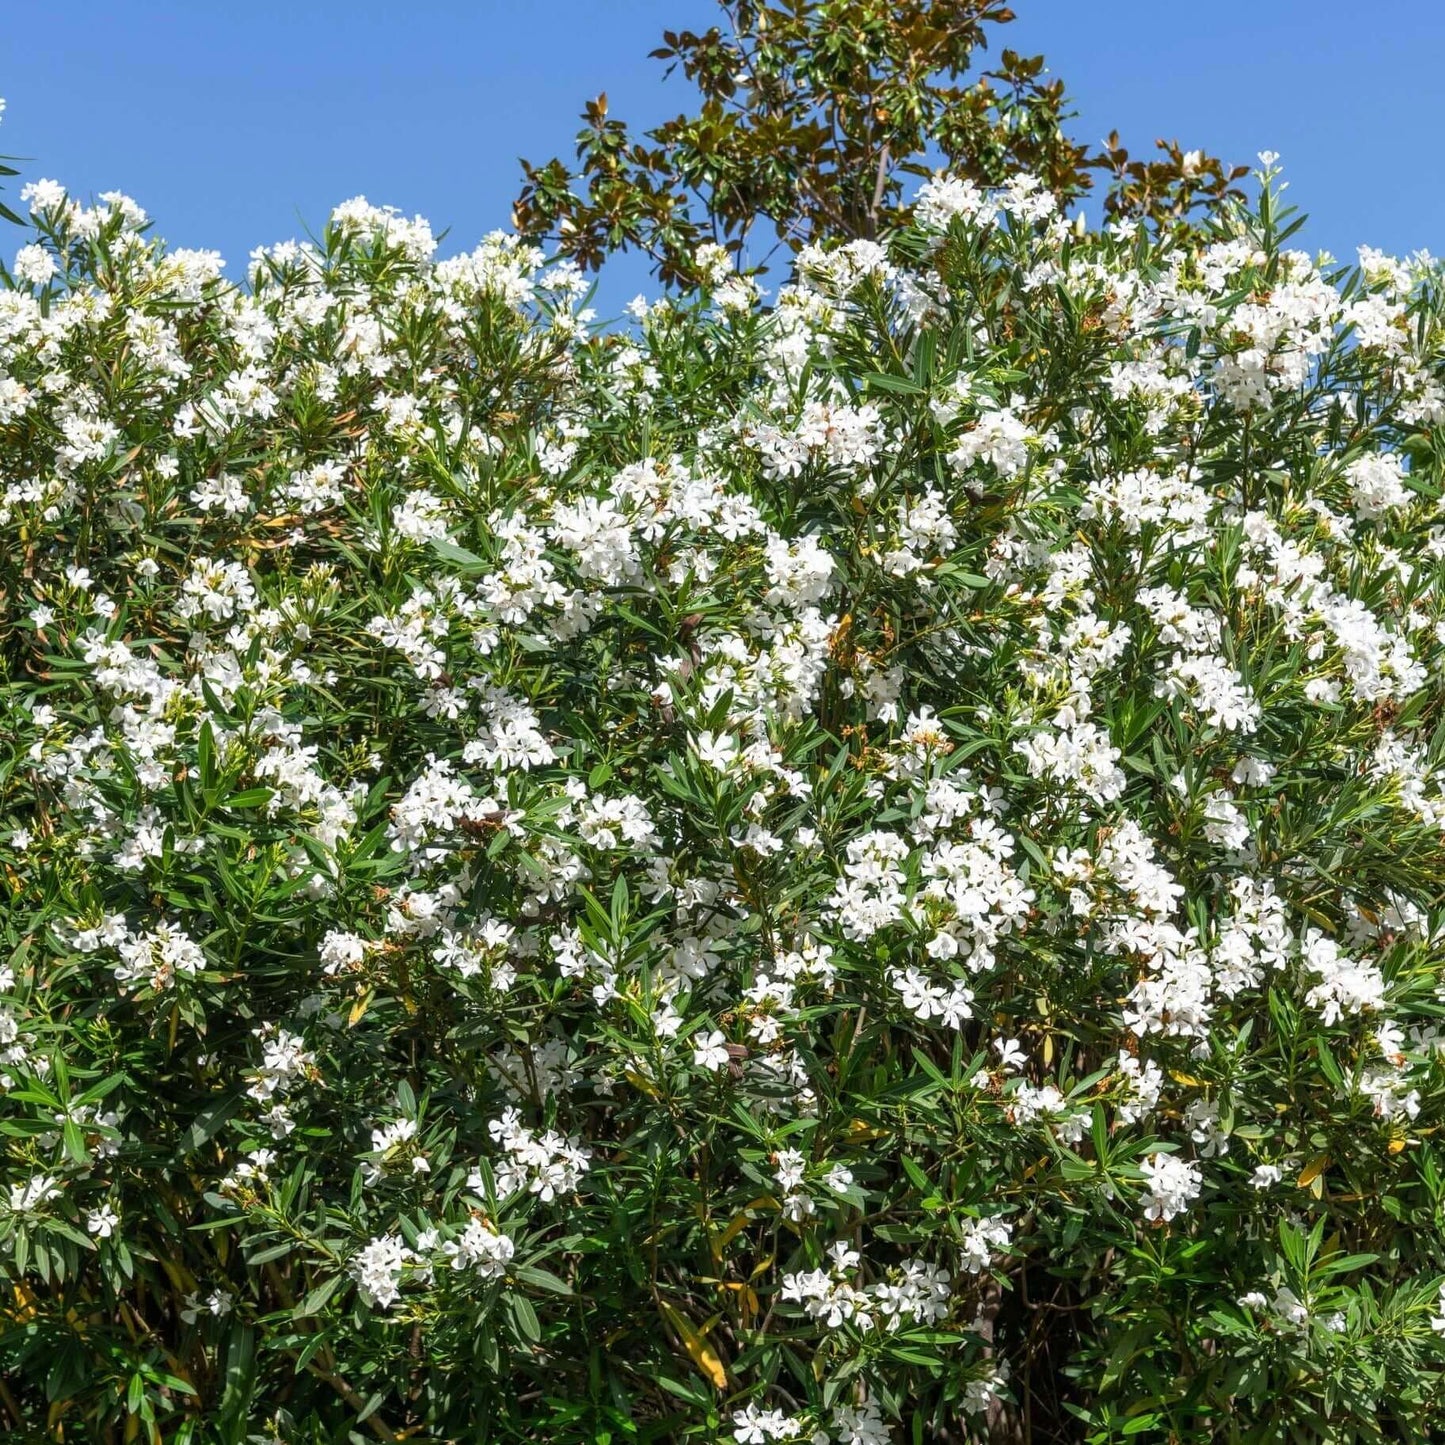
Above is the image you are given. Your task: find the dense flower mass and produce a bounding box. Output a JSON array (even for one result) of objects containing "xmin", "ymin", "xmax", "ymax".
[{"xmin": 0, "ymin": 154, "xmax": 1444, "ymax": 1442}]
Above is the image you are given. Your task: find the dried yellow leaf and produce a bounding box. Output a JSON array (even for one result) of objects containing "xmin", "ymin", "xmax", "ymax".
[{"xmin": 659, "ymin": 1301, "xmax": 727, "ymax": 1390}]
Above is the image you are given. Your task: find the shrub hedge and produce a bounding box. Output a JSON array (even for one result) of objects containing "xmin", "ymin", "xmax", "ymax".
[{"xmin": 1, "ymin": 163, "xmax": 1444, "ymax": 1442}]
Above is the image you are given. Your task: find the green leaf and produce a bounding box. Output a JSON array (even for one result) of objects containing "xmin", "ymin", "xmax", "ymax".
[
  {"xmin": 293, "ymin": 1274, "xmax": 345, "ymax": 1319},
  {"xmin": 862, "ymin": 371, "xmax": 925, "ymax": 395},
  {"xmin": 509, "ymin": 1293, "xmax": 543, "ymax": 1344},
  {"xmin": 175, "ymin": 1092, "xmax": 245, "ymax": 1160},
  {"xmin": 61, "ymin": 1118, "xmax": 88, "ymax": 1165},
  {"xmin": 244, "ymin": 1241, "xmax": 294, "ymax": 1265},
  {"xmin": 223, "ymin": 787, "xmax": 273, "ymax": 810},
  {"xmin": 513, "ymin": 1264, "xmax": 574, "ymax": 1296},
  {"xmin": 197, "ymin": 720, "xmax": 218, "ymax": 793},
  {"xmin": 430, "ymin": 537, "xmax": 488, "ymax": 571}
]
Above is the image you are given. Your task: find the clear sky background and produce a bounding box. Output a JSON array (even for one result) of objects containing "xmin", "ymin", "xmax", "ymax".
[{"xmin": 3, "ymin": 1, "xmax": 1443, "ymax": 318}]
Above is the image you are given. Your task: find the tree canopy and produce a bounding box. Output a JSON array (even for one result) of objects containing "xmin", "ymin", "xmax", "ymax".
[{"xmin": 512, "ymin": 0, "xmax": 1248, "ymax": 287}]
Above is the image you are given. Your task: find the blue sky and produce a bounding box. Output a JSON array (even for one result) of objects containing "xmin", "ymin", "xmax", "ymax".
[{"xmin": 4, "ymin": 1, "xmax": 1442, "ymax": 316}]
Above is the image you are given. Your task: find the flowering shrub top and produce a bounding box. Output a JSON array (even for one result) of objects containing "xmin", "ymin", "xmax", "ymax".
[{"xmin": 1, "ymin": 160, "xmax": 1444, "ymax": 1443}]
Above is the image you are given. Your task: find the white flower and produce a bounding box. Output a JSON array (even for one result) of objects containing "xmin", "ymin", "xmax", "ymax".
[
  {"xmin": 13, "ymin": 243, "xmax": 57, "ymax": 286},
  {"xmin": 1344, "ymin": 453, "xmax": 1410, "ymax": 520},
  {"xmin": 993, "ymin": 1037, "xmax": 1027, "ymax": 1071},
  {"xmin": 959, "ymin": 1215, "xmax": 1012, "ymax": 1274},
  {"xmin": 9, "ymin": 1174, "xmax": 61, "ymax": 1211},
  {"xmin": 350, "ymin": 1234, "xmax": 414, "ymax": 1310},
  {"xmin": 319, "ymin": 930, "xmax": 368, "ymax": 973},
  {"xmin": 86, "ymin": 1204, "xmax": 120, "ymax": 1238},
  {"xmin": 1139, "ymin": 1153, "xmax": 1202, "ymax": 1222},
  {"xmin": 1300, "ymin": 929, "xmax": 1385, "ymax": 1024},
  {"xmin": 692, "ymin": 1029, "xmax": 731, "ymax": 1072},
  {"xmin": 833, "ymin": 1399, "xmax": 890, "ymax": 1445},
  {"xmin": 694, "ymin": 731, "xmax": 739, "ymax": 771},
  {"xmin": 442, "ymin": 1218, "xmax": 515, "ymax": 1278},
  {"xmin": 180, "ymin": 1287, "xmax": 234, "ymax": 1324},
  {"xmin": 483, "ymin": 1109, "xmax": 591, "ymax": 1201}
]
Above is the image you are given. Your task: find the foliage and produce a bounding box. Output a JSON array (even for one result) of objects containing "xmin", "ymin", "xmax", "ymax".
[
  {"xmin": 511, "ymin": 0, "xmax": 1249, "ymax": 287},
  {"xmin": 0, "ymin": 99, "xmax": 26, "ymax": 230},
  {"xmin": 1, "ymin": 158, "xmax": 1444, "ymax": 1445}
]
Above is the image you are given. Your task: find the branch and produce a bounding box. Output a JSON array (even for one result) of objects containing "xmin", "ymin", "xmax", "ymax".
[
  {"xmin": 303, "ymin": 1359, "xmax": 405, "ymax": 1442},
  {"xmin": 869, "ymin": 142, "xmax": 893, "ymax": 232}
]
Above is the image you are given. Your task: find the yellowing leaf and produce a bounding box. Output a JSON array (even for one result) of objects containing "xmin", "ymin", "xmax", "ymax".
[
  {"xmin": 714, "ymin": 1196, "xmax": 775, "ymax": 1256},
  {"xmin": 1297, "ymin": 1154, "xmax": 1330, "ymax": 1189},
  {"xmin": 622, "ymin": 1069, "xmax": 662, "ymax": 1100},
  {"xmin": 157, "ymin": 1256, "xmax": 196, "ymax": 1299},
  {"xmin": 717, "ymin": 1280, "xmax": 761, "ymax": 1321},
  {"xmin": 659, "ymin": 1301, "xmax": 727, "ymax": 1390}
]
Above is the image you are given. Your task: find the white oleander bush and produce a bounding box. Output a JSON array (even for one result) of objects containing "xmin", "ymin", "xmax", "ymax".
[{"xmin": 1, "ymin": 158, "xmax": 1444, "ymax": 1444}]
